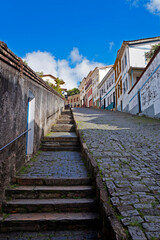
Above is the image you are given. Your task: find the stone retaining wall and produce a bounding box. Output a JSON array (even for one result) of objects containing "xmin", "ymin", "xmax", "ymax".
[{"xmin": 0, "ymin": 42, "xmax": 64, "ymax": 203}]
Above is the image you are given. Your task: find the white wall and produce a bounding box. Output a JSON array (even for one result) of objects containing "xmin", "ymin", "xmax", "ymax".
[{"xmin": 128, "ymin": 50, "xmax": 160, "ymax": 118}]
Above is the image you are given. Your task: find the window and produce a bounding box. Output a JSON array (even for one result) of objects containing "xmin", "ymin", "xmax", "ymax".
[
  {"xmin": 123, "ymin": 82, "xmax": 125, "ymax": 94},
  {"xmin": 110, "ymin": 95, "xmax": 112, "ymax": 103},
  {"xmin": 122, "ymin": 59, "xmax": 124, "ymax": 72},
  {"xmin": 125, "ymin": 54, "xmax": 127, "ymax": 66},
  {"xmin": 125, "ymin": 78, "xmax": 128, "ymax": 91}
]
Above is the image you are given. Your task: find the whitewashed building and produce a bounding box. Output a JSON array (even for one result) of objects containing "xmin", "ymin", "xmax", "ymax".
[
  {"xmin": 98, "ymin": 67, "xmax": 115, "ymax": 110},
  {"xmin": 128, "ymin": 47, "xmax": 160, "ymax": 118},
  {"xmin": 79, "ymin": 77, "xmax": 86, "ymax": 107},
  {"xmin": 115, "ymin": 36, "xmax": 160, "ymax": 112},
  {"xmin": 92, "ymin": 66, "xmax": 112, "ymax": 108},
  {"xmin": 42, "ymin": 74, "xmax": 57, "ymax": 85}
]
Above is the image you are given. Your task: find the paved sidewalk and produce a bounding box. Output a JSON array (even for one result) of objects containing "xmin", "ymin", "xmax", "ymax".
[
  {"xmin": 73, "ymin": 108, "xmax": 160, "ymax": 240},
  {"xmin": 17, "ymin": 151, "xmax": 88, "ymax": 178}
]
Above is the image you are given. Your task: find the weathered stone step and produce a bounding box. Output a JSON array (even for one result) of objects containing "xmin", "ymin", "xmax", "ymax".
[
  {"xmin": 51, "ymin": 124, "xmax": 75, "ymax": 132},
  {"xmin": 61, "ymin": 111, "xmax": 72, "ymax": 114},
  {"xmin": 41, "ymin": 145, "xmax": 80, "ymax": 151},
  {"xmin": 0, "ymin": 212, "xmax": 99, "ymax": 232},
  {"xmin": 12, "ymin": 177, "xmax": 92, "ymax": 186},
  {"xmin": 0, "ymin": 230, "xmax": 99, "ymax": 239},
  {"xmin": 42, "ymin": 136, "xmax": 78, "ymax": 142},
  {"xmin": 59, "ymin": 115, "xmax": 73, "ymax": 119},
  {"xmin": 57, "ymin": 119, "xmax": 74, "ymax": 124},
  {"xmin": 41, "ymin": 141, "xmax": 79, "ymax": 146},
  {"xmin": 6, "ymin": 186, "xmax": 94, "ymax": 199},
  {"xmin": 4, "ymin": 198, "xmax": 96, "ymax": 213}
]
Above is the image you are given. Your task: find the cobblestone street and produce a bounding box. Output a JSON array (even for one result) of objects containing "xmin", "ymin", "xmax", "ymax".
[{"xmin": 73, "ymin": 108, "xmax": 160, "ymax": 240}]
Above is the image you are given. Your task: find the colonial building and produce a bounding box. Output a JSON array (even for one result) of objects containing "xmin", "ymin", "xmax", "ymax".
[
  {"xmin": 79, "ymin": 77, "xmax": 86, "ymax": 107},
  {"xmin": 98, "ymin": 67, "xmax": 115, "ymax": 110},
  {"xmin": 42, "ymin": 74, "xmax": 57, "ymax": 85},
  {"xmin": 128, "ymin": 46, "xmax": 160, "ymax": 118},
  {"xmin": 92, "ymin": 66, "xmax": 112, "ymax": 108},
  {"xmin": 114, "ymin": 36, "xmax": 160, "ymax": 112},
  {"xmin": 84, "ymin": 71, "xmax": 93, "ymax": 107},
  {"xmin": 66, "ymin": 94, "xmax": 81, "ymax": 108}
]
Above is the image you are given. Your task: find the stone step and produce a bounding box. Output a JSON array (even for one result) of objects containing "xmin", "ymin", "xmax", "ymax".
[
  {"xmin": 51, "ymin": 124, "xmax": 75, "ymax": 132},
  {"xmin": 3, "ymin": 198, "xmax": 96, "ymax": 213},
  {"xmin": 0, "ymin": 230, "xmax": 99, "ymax": 239},
  {"xmin": 12, "ymin": 177, "xmax": 92, "ymax": 186},
  {"xmin": 41, "ymin": 141, "xmax": 79, "ymax": 146},
  {"xmin": 56, "ymin": 119, "xmax": 74, "ymax": 124},
  {"xmin": 61, "ymin": 113, "xmax": 72, "ymax": 116},
  {"xmin": 59, "ymin": 115, "xmax": 73, "ymax": 119},
  {"xmin": 0, "ymin": 212, "xmax": 99, "ymax": 232},
  {"xmin": 41, "ymin": 145, "xmax": 80, "ymax": 151},
  {"xmin": 6, "ymin": 186, "xmax": 95, "ymax": 199},
  {"xmin": 42, "ymin": 136, "xmax": 78, "ymax": 142}
]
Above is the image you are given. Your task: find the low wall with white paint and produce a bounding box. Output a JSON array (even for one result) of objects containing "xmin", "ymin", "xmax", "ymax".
[{"xmin": 128, "ymin": 49, "xmax": 160, "ymax": 118}]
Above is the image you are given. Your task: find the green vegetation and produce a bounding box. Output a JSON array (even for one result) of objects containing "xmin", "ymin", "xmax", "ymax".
[
  {"xmin": 67, "ymin": 88, "xmax": 80, "ymax": 96},
  {"xmin": 18, "ymin": 164, "xmax": 31, "ymax": 174},
  {"xmin": 36, "ymin": 71, "xmax": 44, "ymax": 78},
  {"xmin": 145, "ymin": 43, "xmax": 160, "ymax": 62},
  {"xmin": 47, "ymin": 77, "xmax": 65, "ymax": 96},
  {"xmin": 30, "ymin": 150, "xmax": 42, "ymax": 162}
]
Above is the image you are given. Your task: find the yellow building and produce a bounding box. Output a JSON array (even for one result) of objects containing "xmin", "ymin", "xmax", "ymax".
[
  {"xmin": 114, "ymin": 51, "xmax": 122, "ymax": 110},
  {"xmin": 65, "ymin": 94, "xmax": 81, "ymax": 108}
]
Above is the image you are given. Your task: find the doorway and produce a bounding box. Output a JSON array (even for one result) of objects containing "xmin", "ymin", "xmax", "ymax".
[{"xmin": 26, "ymin": 90, "xmax": 35, "ymax": 155}]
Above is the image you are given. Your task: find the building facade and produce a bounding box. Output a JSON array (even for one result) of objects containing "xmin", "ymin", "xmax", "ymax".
[
  {"xmin": 66, "ymin": 94, "xmax": 81, "ymax": 108},
  {"xmin": 84, "ymin": 71, "xmax": 93, "ymax": 107},
  {"xmin": 115, "ymin": 37, "xmax": 160, "ymax": 112},
  {"xmin": 98, "ymin": 67, "xmax": 115, "ymax": 110},
  {"xmin": 42, "ymin": 74, "xmax": 57, "ymax": 85},
  {"xmin": 92, "ymin": 66, "xmax": 112, "ymax": 108},
  {"xmin": 79, "ymin": 77, "xmax": 86, "ymax": 107},
  {"xmin": 128, "ymin": 47, "xmax": 160, "ymax": 118}
]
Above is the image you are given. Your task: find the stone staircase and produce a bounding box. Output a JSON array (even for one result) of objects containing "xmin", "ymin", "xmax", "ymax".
[
  {"xmin": 41, "ymin": 109, "xmax": 80, "ymax": 151},
  {"xmin": 0, "ymin": 109, "xmax": 101, "ymax": 238}
]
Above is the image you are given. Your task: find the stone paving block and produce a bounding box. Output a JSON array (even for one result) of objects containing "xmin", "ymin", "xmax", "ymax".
[
  {"xmin": 140, "ymin": 208, "xmax": 160, "ymax": 216},
  {"xmin": 128, "ymin": 226, "xmax": 147, "ymax": 240},
  {"xmin": 134, "ymin": 204, "xmax": 152, "ymax": 209},
  {"xmin": 146, "ymin": 231, "xmax": 160, "ymax": 239},
  {"xmin": 121, "ymin": 216, "xmax": 144, "ymax": 226},
  {"xmin": 117, "ymin": 205, "xmax": 134, "ymax": 212},
  {"xmin": 120, "ymin": 209, "xmax": 140, "ymax": 217},
  {"xmin": 142, "ymin": 222, "xmax": 160, "ymax": 231},
  {"xmin": 144, "ymin": 216, "xmax": 160, "ymax": 222}
]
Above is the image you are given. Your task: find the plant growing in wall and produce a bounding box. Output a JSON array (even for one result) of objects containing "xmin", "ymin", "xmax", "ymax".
[{"xmin": 145, "ymin": 43, "xmax": 160, "ymax": 62}]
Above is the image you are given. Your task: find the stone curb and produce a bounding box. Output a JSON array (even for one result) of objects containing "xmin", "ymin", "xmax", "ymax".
[{"xmin": 72, "ymin": 109, "xmax": 128, "ymax": 240}]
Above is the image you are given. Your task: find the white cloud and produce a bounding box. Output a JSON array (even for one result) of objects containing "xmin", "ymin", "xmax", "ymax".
[
  {"xmin": 24, "ymin": 51, "xmax": 57, "ymax": 76},
  {"xmin": 69, "ymin": 47, "xmax": 83, "ymax": 63},
  {"xmin": 109, "ymin": 41, "xmax": 115, "ymax": 51},
  {"xmin": 23, "ymin": 48, "xmax": 104, "ymax": 90},
  {"xmin": 146, "ymin": 0, "xmax": 160, "ymax": 15}
]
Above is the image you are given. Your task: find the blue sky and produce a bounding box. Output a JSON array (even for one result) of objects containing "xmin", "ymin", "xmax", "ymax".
[{"xmin": 1, "ymin": 0, "xmax": 160, "ymax": 89}]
